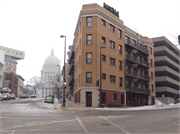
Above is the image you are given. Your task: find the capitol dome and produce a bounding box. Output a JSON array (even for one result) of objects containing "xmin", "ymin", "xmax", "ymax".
[{"xmin": 43, "ymin": 49, "xmax": 59, "ymax": 66}]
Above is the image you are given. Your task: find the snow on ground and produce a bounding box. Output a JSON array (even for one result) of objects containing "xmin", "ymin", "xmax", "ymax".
[{"xmin": 95, "ymin": 99, "xmax": 180, "ymax": 111}]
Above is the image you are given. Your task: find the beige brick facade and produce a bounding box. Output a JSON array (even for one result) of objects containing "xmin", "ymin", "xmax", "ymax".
[{"xmin": 72, "ymin": 3, "xmax": 155, "ymax": 107}]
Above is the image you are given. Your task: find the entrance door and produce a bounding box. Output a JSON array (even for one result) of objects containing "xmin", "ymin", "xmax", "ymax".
[
  {"xmin": 102, "ymin": 92, "xmax": 106, "ymax": 104},
  {"xmin": 121, "ymin": 94, "xmax": 124, "ymax": 105},
  {"xmin": 86, "ymin": 92, "xmax": 92, "ymax": 107}
]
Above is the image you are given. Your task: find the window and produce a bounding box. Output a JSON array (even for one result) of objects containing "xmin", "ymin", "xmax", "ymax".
[
  {"xmin": 86, "ymin": 72, "xmax": 92, "ymax": 83},
  {"xmin": 20, "ymin": 53, "xmax": 22, "ymax": 56},
  {"xmin": 12, "ymin": 51, "xmax": 14, "ymax": 54},
  {"xmin": 102, "ymin": 37, "xmax": 106, "ymax": 44},
  {"xmin": 87, "ymin": 16, "xmax": 92, "ymax": 27},
  {"xmin": 125, "ymin": 36, "xmax": 130, "ymax": 44},
  {"xmin": 118, "ymin": 29, "xmax": 122, "ymax": 38},
  {"xmin": 114, "ymin": 93, "xmax": 117, "ymax": 101},
  {"xmin": 119, "ymin": 60, "xmax": 122, "ymax": 70},
  {"xmin": 86, "ymin": 34, "xmax": 92, "ymax": 45},
  {"xmin": 109, "ymin": 24, "xmax": 115, "ymax": 32},
  {"xmin": 140, "ymin": 70, "xmax": 143, "ymax": 77},
  {"xmin": 102, "ymin": 55, "xmax": 106, "ymax": 61},
  {"xmin": 150, "ymin": 47, "xmax": 152, "ymax": 55},
  {"xmin": 7, "ymin": 50, "xmax": 9, "ymax": 53},
  {"xmin": 132, "ymin": 40, "xmax": 136, "ymax": 46},
  {"xmin": 151, "ymin": 72, "xmax": 153, "ymax": 79},
  {"xmin": 86, "ymin": 53, "xmax": 92, "ymax": 64},
  {"xmin": 152, "ymin": 84, "xmax": 154, "ymax": 92},
  {"xmin": 110, "ymin": 75, "xmax": 115, "ymax": 83},
  {"xmin": 109, "ymin": 40, "xmax": 115, "ymax": 48},
  {"xmin": 151, "ymin": 59, "xmax": 153, "ymax": 67},
  {"xmin": 119, "ymin": 45, "xmax": 122, "ymax": 54},
  {"xmin": 110, "ymin": 57, "xmax": 115, "ymax": 65},
  {"xmin": 119, "ymin": 77, "xmax": 123, "ymax": 87},
  {"xmin": 16, "ymin": 52, "xmax": 18, "ymax": 55},
  {"xmin": 102, "ymin": 73, "xmax": 106, "ymax": 80},
  {"xmin": 101, "ymin": 19, "xmax": 105, "ymax": 26}
]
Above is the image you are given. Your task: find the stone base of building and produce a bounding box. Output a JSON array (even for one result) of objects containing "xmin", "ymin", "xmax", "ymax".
[{"xmin": 156, "ymin": 97, "xmax": 174, "ymax": 104}]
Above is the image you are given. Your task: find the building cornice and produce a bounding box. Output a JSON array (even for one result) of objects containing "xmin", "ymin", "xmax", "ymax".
[{"xmin": 74, "ymin": 7, "xmax": 154, "ymax": 47}]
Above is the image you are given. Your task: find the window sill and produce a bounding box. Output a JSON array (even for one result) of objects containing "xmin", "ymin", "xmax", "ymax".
[
  {"xmin": 86, "ymin": 44, "xmax": 92, "ymax": 46},
  {"xmin": 110, "ymin": 64, "xmax": 116, "ymax": 67},
  {"xmin": 110, "ymin": 82, "xmax": 116, "ymax": 84}
]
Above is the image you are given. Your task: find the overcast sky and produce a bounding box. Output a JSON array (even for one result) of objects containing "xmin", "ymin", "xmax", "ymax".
[{"xmin": 0, "ymin": 0, "xmax": 180, "ymax": 84}]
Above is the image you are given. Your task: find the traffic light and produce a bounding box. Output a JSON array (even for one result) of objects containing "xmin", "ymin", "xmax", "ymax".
[
  {"xmin": 64, "ymin": 85, "xmax": 66, "ymax": 89},
  {"xmin": 63, "ymin": 78, "xmax": 66, "ymax": 85},
  {"xmin": 96, "ymin": 80, "xmax": 99, "ymax": 86}
]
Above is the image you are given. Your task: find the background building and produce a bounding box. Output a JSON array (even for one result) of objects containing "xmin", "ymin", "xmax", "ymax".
[
  {"xmin": 72, "ymin": 3, "xmax": 155, "ymax": 107},
  {"xmin": 38, "ymin": 49, "xmax": 60, "ymax": 98},
  {"xmin": 152, "ymin": 36, "xmax": 180, "ymax": 104},
  {"xmin": 0, "ymin": 49, "xmax": 5, "ymax": 92},
  {"xmin": 0, "ymin": 46, "xmax": 25, "ymax": 74},
  {"xmin": 17, "ymin": 75, "xmax": 25, "ymax": 97}
]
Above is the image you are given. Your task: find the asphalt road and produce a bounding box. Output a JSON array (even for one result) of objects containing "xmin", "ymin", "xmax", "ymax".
[{"xmin": 0, "ymin": 98, "xmax": 179, "ymax": 134}]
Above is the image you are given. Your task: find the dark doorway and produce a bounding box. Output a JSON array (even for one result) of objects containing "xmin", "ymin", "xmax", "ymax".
[
  {"xmin": 121, "ymin": 94, "xmax": 124, "ymax": 105},
  {"xmin": 102, "ymin": 92, "xmax": 106, "ymax": 104},
  {"xmin": 86, "ymin": 92, "xmax": 92, "ymax": 107}
]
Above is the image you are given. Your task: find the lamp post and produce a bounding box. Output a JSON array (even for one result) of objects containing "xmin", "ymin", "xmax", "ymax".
[
  {"xmin": 60, "ymin": 35, "xmax": 66, "ymax": 107},
  {"xmin": 100, "ymin": 46, "xmax": 106, "ymax": 108}
]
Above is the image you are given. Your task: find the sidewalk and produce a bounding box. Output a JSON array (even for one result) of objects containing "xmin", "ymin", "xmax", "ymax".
[
  {"xmin": 53, "ymin": 98, "xmax": 180, "ymax": 111},
  {"xmin": 53, "ymin": 99, "xmax": 95, "ymax": 111}
]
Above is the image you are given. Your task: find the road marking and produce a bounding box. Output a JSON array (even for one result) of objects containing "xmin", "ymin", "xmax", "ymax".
[
  {"xmin": 76, "ymin": 116, "xmax": 88, "ymax": 133},
  {"xmin": 100, "ymin": 116, "xmax": 130, "ymax": 134},
  {"xmin": 11, "ymin": 130, "xmax": 15, "ymax": 134}
]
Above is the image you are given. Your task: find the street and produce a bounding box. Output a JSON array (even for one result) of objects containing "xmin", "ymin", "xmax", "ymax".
[{"xmin": 0, "ymin": 98, "xmax": 179, "ymax": 134}]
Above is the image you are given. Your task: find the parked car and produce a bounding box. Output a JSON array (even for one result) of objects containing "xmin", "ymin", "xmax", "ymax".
[
  {"xmin": 20, "ymin": 94, "xmax": 29, "ymax": 99},
  {"xmin": 44, "ymin": 95, "xmax": 54, "ymax": 103},
  {"xmin": 10, "ymin": 94, "xmax": 15, "ymax": 99},
  {"xmin": 2, "ymin": 93, "xmax": 8, "ymax": 100},
  {"xmin": 30, "ymin": 94, "xmax": 37, "ymax": 98},
  {"xmin": 0, "ymin": 93, "xmax": 3, "ymax": 101},
  {"xmin": 2, "ymin": 93, "xmax": 11, "ymax": 100}
]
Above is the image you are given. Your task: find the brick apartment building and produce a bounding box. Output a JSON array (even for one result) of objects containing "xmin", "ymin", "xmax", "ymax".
[{"xmin": 71, "ymin": 3, "xmax": 155, "ymax": 107}]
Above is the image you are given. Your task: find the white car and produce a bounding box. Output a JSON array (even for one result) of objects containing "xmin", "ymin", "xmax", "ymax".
[{"xmin": 0, "ymin": 93, "xmax": 3, "ymax": 101}]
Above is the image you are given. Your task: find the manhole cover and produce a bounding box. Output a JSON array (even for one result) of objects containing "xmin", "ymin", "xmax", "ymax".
[{"xmin": 101, "ymin": 124, "xmax": 110, "ymax": 125}]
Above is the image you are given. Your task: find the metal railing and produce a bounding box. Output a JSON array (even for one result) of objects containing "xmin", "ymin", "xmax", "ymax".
[
  {"xmin": 126, "ymin": 85, "xmax": 150, "ymax": 94},
  {"xmin": 126, "ymin": 70, "xmax": 150, "ymax": 81},
  {"xmin": 68, "ymin": 60, "xmax": 74, "ymax": 74},
  {"xmin": 125, "ymin": 41, "xmax": 149, "ymax": 54},
  {"xmin": 126, "ymin": 54, "xmax": 149, "ymax": 67}
]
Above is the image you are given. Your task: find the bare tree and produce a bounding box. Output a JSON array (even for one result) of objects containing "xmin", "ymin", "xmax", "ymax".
[{"xmin": 28, "ymin": 76, "xmax": 41, "ymax": 94}]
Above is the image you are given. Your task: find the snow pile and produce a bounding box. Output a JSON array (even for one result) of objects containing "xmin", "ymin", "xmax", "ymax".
[{"xmin": 155, "ymin": 99, "xmax": 165, "ymax": 106}]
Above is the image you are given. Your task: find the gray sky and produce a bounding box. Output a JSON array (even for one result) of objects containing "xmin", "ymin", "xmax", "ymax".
[{"xmin": 0, "ymin": 0, "xmax": 180, "ymax": 83}]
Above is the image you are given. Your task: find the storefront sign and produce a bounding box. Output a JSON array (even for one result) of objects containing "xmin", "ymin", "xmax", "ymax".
[{"xmin": 103, "ymin": 3, "xmax": 119, "ymax": 18}]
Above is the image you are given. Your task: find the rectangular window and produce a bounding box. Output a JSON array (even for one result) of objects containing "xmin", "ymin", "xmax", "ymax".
[
  {"xmin": 109, "ymin": 40, "xmax": 115, "ymax": 48},
  {"xmin": 109, "ymin": 24, "xmax": 115, "ymax": 32},
  {"xmin": 114, "ymin": 93, "xmax": 117, "ymax": 101},
  {"xmin": 151, "ymin": 72, "xmax": 153, "ymax": 79},
  {"xmin": 118, "ymin": 29, "xmax": 122, "ymax": 38},
  {"xmin": 150, "ymin": 47, "xmax": 152, "ymax": 55},
  {"xmin": 119, "ymin": 45, "xmax": 122, "ymax": 54},
  {"xmin": 152, "ymin": 84, "xmax": 154, "ymax": 92},
  {"xmin": 102, "ymin": 73, "xmax": 106, "ymax": 80},
  {"xmin": 110, "ymin": 75, "xmax": 116, "ymax": 83},
  {"xmin": 132, "ymin": 40, "xmax": 136, "ymax": 46},
  {"xmin": 125, "ymin": 36, "xmax": 130, "ymax": 44},
  {"xmin": 102, "ymin": 55, "xmax": 106, "ymax": 61},
  {"xmin": 87, "ymin": 16, "xmax": 92, "ymax": 27},
  {"xmin": 86, "ymin": 34, "xmax": 92, "ymax": 45},
  {"xmin": 119, "ymin": 77, "xmax": 123, "ymax": 87},
  {"xmin": 151, "ymin": 59, "xmax": 153, "ymax": 67},
  {"xmin": 86, "ymin": 72, "xmax": 92, "ymax": 83},
  {"xmin": 119, "ymin": 60, "xmax": 122, "ymax": 70},
  {"xmin": 141, "ymin": 83, "xmax": 143, "ymax": 89},
  {"xmin": 86, "ymin": 53, "xmax": 92, "ymax": 64},
  {"xmin": 102, "ymin": 36, "xmax": 106, "ymax": 44},
  {"xmin": 16, "ymin": 52, "xmax": 18, "ymax": 55},
  {"xmin": 110, "ymin": 57, "xmax": 115, "ymax": 65},
  {"xmin": 101, "ymin": 19, "xmax": 105, "ymax": 26}
]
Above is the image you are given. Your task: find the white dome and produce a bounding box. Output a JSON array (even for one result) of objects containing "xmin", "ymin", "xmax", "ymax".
[{"xmin": 44, "ymin": 49, "xmax": 59, "ymax": 66}]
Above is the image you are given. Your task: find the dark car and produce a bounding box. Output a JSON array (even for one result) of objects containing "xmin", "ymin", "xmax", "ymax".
[
  {"xmin": 44, "ymin": 95, "xmax": 54, "ymax": 103},
  {"xmin": 20, "ymin": 94, "xmax": 29, "ymax": 99},
  {"xmin": 10, "ymin": 94, "xmax": 15, "ymax": 99}
]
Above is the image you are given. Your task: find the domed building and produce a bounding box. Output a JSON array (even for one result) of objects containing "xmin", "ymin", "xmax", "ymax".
[{"xmin": 37, "ymin": 49, "xmax": 60, "ymax": 98}]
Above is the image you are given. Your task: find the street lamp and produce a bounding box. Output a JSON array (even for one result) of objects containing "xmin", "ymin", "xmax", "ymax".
[
  {"xmin": 60, "ymin": 35, "xmax": 66, "ymax": 107},
  {"xmin": 100, "ymin": 46, "xmax": 106, "ymax": 108}
]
